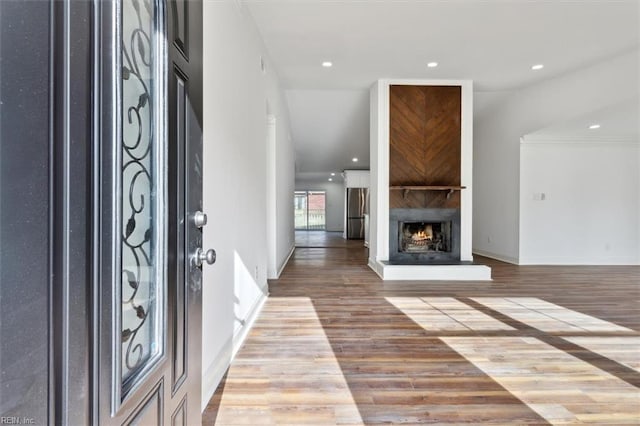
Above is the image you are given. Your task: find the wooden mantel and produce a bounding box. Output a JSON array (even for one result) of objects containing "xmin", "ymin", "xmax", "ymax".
[{"xmin": 390, "ymin": 185, "xmax": 466, "ymax": 199}]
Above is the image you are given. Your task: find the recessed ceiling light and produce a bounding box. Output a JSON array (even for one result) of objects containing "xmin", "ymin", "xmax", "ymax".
[
  {"xmin": 328, "ymin": 178, "xmax": 333, "ymax": 181},
  {"xmin": 322, "ymin": 61, "xmax": 333, "ymax": 68},
  {"xmin": 589, "ymin": 124, "xmax": 601, "ymax": 129},
  {"xmin": 531, "ymin": 64, "xmax": 544, "ymax": 70},
  {"xmin": 330, "ymin": 172, "xmax": 335, "ymax": 176},
  {"xmin": 352, "ymin": 157, "xmax": 358, "ymax": 162},
  {"xmin": 427, "ymin": 62, "xmax": 438, "ymax": 68}
]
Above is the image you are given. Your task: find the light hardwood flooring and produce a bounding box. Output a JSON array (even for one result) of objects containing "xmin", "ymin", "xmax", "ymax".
[{"xmin": 204, "ymin": 233, "xmax": 640, "ymax": 425}]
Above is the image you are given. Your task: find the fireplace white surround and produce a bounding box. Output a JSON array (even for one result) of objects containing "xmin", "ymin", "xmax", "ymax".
[{"xmin": 368, "ymin": 79, "xmax": 491, "ymax": 281}]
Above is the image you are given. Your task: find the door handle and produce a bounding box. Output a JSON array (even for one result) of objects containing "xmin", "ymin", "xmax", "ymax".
[{"xmin": 194, "ymin": 248, "xmax": 216, "ymax": 266}]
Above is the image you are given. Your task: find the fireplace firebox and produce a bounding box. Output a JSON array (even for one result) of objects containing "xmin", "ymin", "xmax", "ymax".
[
  {"xmin": 400, "ymin": 221, "xmax": 451, "ymax": 253},
  {"xmin": 389, "ymin": 208, "xmax": 460, "ymax": 264}
]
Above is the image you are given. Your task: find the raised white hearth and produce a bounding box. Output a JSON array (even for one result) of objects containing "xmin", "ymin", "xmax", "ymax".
[{"xmin": 369, "ymin": 259, "xmax": 492, "ymax": 281}]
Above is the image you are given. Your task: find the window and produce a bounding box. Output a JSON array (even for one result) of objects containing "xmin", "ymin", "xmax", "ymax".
[{"xmin": 294, "ymin": 191, "xmax": 326, "ymax": 230}]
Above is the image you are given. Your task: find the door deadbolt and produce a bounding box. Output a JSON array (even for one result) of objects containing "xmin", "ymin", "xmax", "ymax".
[{"xmin": 193, "ymin": 211, "xmax": 208, "ymax": 228}]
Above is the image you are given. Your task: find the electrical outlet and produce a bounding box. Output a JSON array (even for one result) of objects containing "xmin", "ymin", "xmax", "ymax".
[{"xmin": 254, "ymin": 266, "xmax": 259, "ymax": 280}]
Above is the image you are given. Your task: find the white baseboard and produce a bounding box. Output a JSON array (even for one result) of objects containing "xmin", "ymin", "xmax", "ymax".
[
  {"xmin": 472, "ymin": 249, "xmax": 519, "ymax": 265},
  {"xmin": 201, "ymin": 292, "xmax": 268, "ymax": 412},
  {"xmin": 276, "ymin": 244, "xmax": 295, "ymax": 278},
  {"xmin": 518, "ymin": 255, "xmax": 640, "ymax": 265}
]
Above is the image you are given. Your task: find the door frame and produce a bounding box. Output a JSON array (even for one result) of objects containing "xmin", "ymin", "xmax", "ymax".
[
  {"xmin": 50, "ymin": 0, "xmax": 96, "ymax": 423},
  {"xmin": 48, "ymin": 0, "xmax": 130, "ymax": 422}
]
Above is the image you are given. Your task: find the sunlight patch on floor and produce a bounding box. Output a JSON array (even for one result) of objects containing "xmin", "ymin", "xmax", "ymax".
[
  {"xmin": 442, "ymin": 336, "xmax": 640, "ymax": 424},
  {"xmin": 215, "ymin": 297, "xmax": 363, "ymax": 425},
  {"xmin": 471, "ymin": 297, "xmax": 634, "ymax": 333},
  {"xmin": 564, "ymin": 336, "xmax": 640, "ymax": 372},
  {"xmin": 386, "ymin": 297, "xmax": 514, "ymax": 331}
]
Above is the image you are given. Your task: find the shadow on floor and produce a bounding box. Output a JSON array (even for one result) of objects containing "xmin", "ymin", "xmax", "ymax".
[{"xmin": 309, "ymin": 296, "xmax": 547, "ymax": 424}]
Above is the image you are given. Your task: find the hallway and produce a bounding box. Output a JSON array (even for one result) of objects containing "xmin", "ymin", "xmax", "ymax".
[
  {"xmin": 294, "ymin": 230, "xmax": 357, "ymax": 248},
  {"xmin": 203, "ymin": 244, "xmax": 640, "ymax": 424}
]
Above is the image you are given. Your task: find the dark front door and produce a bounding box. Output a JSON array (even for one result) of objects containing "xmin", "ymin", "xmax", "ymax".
[
  {"xmin": 97, "ymin": 0, "xmax": 207, "ymax": 424},
  {"xmin": 0, "ymin": 1, "xmax": 207, "ymax": 424}
]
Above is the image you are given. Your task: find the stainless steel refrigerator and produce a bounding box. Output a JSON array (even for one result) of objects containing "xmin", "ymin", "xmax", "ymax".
[{"xmin": 346, "ymin": 188, "xmax": 369, "ymax": 239}]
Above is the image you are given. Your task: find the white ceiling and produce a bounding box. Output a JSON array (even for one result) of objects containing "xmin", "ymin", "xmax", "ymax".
[
  {"xmin": 287, "ymin": 90, "xmax": 370, "ymax": 177},
  {"xmin": 244, "ymin": 0, "xmax": 640, "ymax": 179},
  {"xmin": 528, "ymin": 98, "xmax": 640, "ymax": 140}
]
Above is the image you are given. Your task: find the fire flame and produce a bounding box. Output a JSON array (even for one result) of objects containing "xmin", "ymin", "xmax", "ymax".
[{"xmin": 411, "ymin": 225, "xmax": 433, "ymax": 241}]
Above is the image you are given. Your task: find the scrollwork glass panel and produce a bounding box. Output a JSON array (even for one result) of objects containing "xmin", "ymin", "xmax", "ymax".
[{"xmin": 121, "ymin": 0, "xmax": 164, "ymax": 389}]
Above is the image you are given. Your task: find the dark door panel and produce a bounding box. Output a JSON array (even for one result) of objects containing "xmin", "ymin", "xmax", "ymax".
[{"xmin": 0, "ymin": 1, "xmax": 51, "ymax": 423}]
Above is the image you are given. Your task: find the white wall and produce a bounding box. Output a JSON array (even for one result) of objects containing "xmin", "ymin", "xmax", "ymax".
[
  {"xmin": 275, "ymin": 130, "xmax": 296, "ymax": 273},
  {"xmin": 201, "ymin": 0, "xmax": 294, "ymax": 410},
  {"xmin": 519, "ymin": 138, "xmax": 639, "ymax": 265},
  {"xmin": 343, "ymin": 169, "xmax": 370, "ymax": 188},
  {"xmin": 295, "ymin": 180, "xmax": 345, "ymax": 232},
  {"xmin": 473, "ymin": 49, "xmax": 639, "ymax": 263},
  {"xmin": 368, "ymin": 82, "xmax": 381, "ymax": 269}
]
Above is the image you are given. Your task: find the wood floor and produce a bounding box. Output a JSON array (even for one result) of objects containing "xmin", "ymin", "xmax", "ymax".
[
  {"xmin": 204, "ymin": 232, "xmax": 640, "ymax": 425},
  {"xmin": 295, "ymin": 230, "xmax": 363, "ymax": 248}
]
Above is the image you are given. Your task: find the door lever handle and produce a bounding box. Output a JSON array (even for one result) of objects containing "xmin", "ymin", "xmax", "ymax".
[{"xmin": 194, "ymin": 248, "xmax": 216, "ymax": 267}]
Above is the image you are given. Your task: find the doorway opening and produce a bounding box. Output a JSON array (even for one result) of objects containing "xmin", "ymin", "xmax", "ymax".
[{"xmin": 294, "ymin": 191, "xmax": 326, "ymax": 230}]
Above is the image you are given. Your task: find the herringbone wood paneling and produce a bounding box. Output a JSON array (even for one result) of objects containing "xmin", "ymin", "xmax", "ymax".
[{"xmin": 389, "ymin": 85, "xmax": 461, "ymax": 209}]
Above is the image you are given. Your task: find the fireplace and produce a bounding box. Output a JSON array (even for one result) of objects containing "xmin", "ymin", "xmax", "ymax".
[
  {"xmin": 389, "ymin": 208, "xmax": 460, "ymax": 264},
  {"xmin": 400, "ymin": 221, "xmax": 451, "ymax": 253}
]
